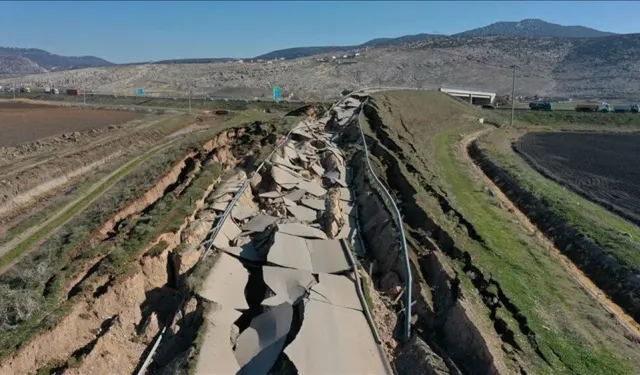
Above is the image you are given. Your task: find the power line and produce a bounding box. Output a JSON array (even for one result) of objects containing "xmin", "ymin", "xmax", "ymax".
[{"xmin": 511, "ymin": 65, "xmax": 516, "ymax": 126}]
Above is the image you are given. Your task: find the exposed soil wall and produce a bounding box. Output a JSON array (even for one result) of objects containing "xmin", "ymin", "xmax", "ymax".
[
  {"xmin": 469, "ymin": 141, "xmax": 640, "ymax": 322},
  {"xmin": 343, "ymin": 105, "xmax": 511, "ymax": 374},
  {"xmin": 0, "ymin": 121, "xmax": 278, "ymax": 374}
]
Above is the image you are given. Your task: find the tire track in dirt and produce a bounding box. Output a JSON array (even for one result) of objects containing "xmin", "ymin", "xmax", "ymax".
[
  {"xmin": 0, "ymin": 136, "xmax": 185, "ymax": 275},
  {"xmin": 0, "ymin": 117, "xmax": 167, "ymax": 178},
  {"xmin": 460, "ymin": 127, "xmax": 640, "ymax": 340}
]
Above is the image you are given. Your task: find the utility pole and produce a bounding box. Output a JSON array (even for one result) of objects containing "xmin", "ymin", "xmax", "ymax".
[
  {"xmin": 188, "ymin": 81, "xmax": 192, "ymax": 113},
  {"xmin": 510, "ymin": 64, "xmax": 516, "ymax": 126},
  {"xmin": 83, "ymin": 87, "xmax": 86, "ymax": 105}
]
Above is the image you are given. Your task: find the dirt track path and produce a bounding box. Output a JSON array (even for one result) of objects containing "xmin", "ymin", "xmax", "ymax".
[
  {"xmin": 0, "ymin": 136, "xmax": 184, "ymax": 275},
  {"xmin": 459, "ymin": 127, "xmax": 640, "ymax": 340}
]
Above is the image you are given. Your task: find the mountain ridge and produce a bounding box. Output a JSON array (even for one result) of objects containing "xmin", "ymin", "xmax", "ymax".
[
  {"xmin": 252, "ymin": 19, "xmax": 617, "ymax": 60},
  {"xmin": 455, "ymin": 18, "xmax": 617, "ymax": 38},
  {"xmin": 0, "ymin": 47, "xmax": 113, "ymax": 74}
]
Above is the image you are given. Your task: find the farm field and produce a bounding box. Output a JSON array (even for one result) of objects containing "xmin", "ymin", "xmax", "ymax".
[
  {"xmin": 358, "ymin": 90, "xmax": 640, "ymax": 374},
  {"xmin": 0, "ymin": 101, "xmax": 143, "ymax": 146},
  {"xmin": 0, "ymin": 91, "xmax": 313, "ymax": 113},
  {"xmin": 515, "ymin": 132, "xmax": 640, "ymax": 226}
]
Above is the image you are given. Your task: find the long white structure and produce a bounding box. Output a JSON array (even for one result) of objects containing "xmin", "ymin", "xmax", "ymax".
[{"xmin": 438, "ymin": 87, "xmax": 496, "ymax": 105}]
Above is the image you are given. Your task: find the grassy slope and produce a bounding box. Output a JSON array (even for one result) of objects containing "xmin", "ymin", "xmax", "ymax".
[{"xmin": 368, "ymin": 91, "xmax": 639, "ymax": 374}]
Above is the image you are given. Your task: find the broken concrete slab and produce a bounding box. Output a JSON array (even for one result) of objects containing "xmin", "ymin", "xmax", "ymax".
[
  {"xmin": 277, "ymin": 223, "xmax": 328, "ymax": 240},
  {"xmin": 297, "ymin": 180, "xmax": 327, "ymax": 197},
  {"xmin": 198, "ymin": 252, "xmax": 249, "ymax": 310},
  {"xmin": 272, "ymin": 165, "xmax": 303, "ymax": 186},
  {"xmin": 307, "ymin": 238, "xmax": 352, "ymax": 274},
  {"xmin": 281, "ymin": 197, "xmax": 297, "ymax": 207},
  {"xmin": 272, "ymin": 154, "xmax": 301, "ymax": 170},
  {"xmin": 223, "ymin": 242, "xmax": 264, "ymax": 263},
  {"xmin": 194, "ymin": 302, "xmax": 242, "ymax": 375},
  {"xmin": 279, "ymin": 182, "xmax": 299, "ymax": 191},
  {"xmin": 212, "ymin": 202, "xmax": 229, "ymax": 212},
  {"xmin": 284, "ymin": 144, "xmax": 298, "ymax": 160},
  {"xmin": 336, "ymin": 213, "xmax": 356, "ymax": 241},
  {"xmin": 262, "ymin": 266, "xmax": 317, "ymax": 306},
  {"xmin": 286, "ymin": 205, "xmax": 318, "ymax": 222},
  {"xmin": 300, "ymin": 198, "xmax": 325, "ymax": 211},
  {"xmin": 323, "ymin": 170, "xmax": 347, "ymax": 187},
  {"xmin": 267, "ymin": 233, "xmax": 351, "ymax": 274},
  {"xmin": 234, "ymin": 302, "xmax": 293, "ymax": 375},
  {"xmin": 339, "ymin": 187, "xmax": 353, "ymax": 202},
  {"xmin": 310, "ymin": 272, "xmax": 362, "ymax": 311},
  {"xmin": 212, "ymin": 217, "xmax": 242, "ymax": 249},
  {"xmin": 284, "ymin": 300, "xmax": 393, "ymax": 375},
  {"xmin": 268, "ymin": 232, "xmax": 312, "ymax": 271},
  {"xmin": 243, "ymin": 215, "xmax": 279, "ymax": 233},
  {"xmin": 259, "ymin": 191, "xmax": 282, "ymax": 199},
  {"xmin": 340, "ymin": 200, "xmax": 354, "ymax": 216},
  {"xmin": 284, "ymin": 188, "xmax": 306, "ymax": 202},
  {"xmin": 232, "ymin": 205, "xmax": 256, "ymax": 221},
  {"xmin": 311, "ymin": 163, "xmax": 325, "ymax": 177}
]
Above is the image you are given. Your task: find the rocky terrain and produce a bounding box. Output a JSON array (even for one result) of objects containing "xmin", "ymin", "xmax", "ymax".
[
  {"xmin": 1, "ymin": 19, "xmax": 639, "ymax": 100},
  {"xmin": 3, "ymin": 33, "xmax": 640, "ymax": 100}
]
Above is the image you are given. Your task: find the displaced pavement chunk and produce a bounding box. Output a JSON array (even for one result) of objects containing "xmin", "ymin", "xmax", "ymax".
[
  {"xmin": 234, "ymin": 302, "xmax": 294, "ymax": 375},
  {"xmin": 198, "ymin": 252, "xmax": 249, "ymax": 309},
  {"xmin": 194, "ymin": 303, "xmax": 242, "ymax": 375},
  {"xmin": 285, "ymin": 300, "xmax": 393, "ymax": 374}
]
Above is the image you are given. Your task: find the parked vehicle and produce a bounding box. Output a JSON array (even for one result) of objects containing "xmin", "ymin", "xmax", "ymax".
[
  {"xmin": 600, "ymin": 103, "xmax": 612, "ymax": 113},
  {"xmin": 20, "ymin": 87, "xmax": 31, "ymax": 93},
  {"xmin": 44, "ymin": 87, "xmax": 51, "ymax": 93},
  {"xmin": 575, "ymin": 104, "xmax": 600, "ymax": 112},
  {"xmin": 66, "ymin": 88, "xmax": 81, "ymax": 96},
  {"xmin": 51, "ymin": 88, "xmax": 59, "ymax": 95},
  {"xmin": 529, "ymin": 102, "xmax": 554, "ymax": 111},
  {"xmin": 631, "ymin": 104, "xmax": 639, "ymax": 113},
  {"xmin": 614, "ymin": 105, "xmax": 631, "ymax": 113}
]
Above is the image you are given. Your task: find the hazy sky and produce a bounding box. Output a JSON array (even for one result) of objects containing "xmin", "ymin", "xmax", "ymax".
[{"xmin": 1, "ymin": 1, "xmax": 639, "ymax": 63}]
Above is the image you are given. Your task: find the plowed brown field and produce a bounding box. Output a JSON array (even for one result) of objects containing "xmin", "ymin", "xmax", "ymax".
[
  {"xmin": 0, "ymin": 102, "xmax": 142, "ymax": 146},
  {"xmin": 515, "ymin": 131, "xmax": 640, "ymax": 226}
]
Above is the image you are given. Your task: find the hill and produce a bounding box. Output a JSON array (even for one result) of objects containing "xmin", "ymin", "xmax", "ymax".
[
  {"xmin": 455, "ymin": 18, "xmax": 616, "ymax": 38},
  {"xmin": 0, "ymin": 56, "xmax": 47, "ymax": 75},
  {"xmin": 0, "ymin": 47, "xmax": 113, "ymax": 74},
  {"xmin": 2, "ymin": 34, "xmax": 639, "ymax": 101},
  {"xmin": 253, "ymin": 19, "xmax": 616, "ymax": 60},
  {"xmin": 253, "ymin": 33, "xmax": 441, "ymax": 60}
]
